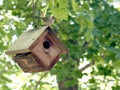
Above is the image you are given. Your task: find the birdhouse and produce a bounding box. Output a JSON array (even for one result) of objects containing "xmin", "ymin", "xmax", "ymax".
[{"xmin": 6, "ymin": 26, "xmax": 68, "ymax": 73}]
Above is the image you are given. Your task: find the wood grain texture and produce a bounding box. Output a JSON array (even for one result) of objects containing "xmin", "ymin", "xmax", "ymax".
[
  {"xmin": 6, "ymin": 26, "xmax": 68, "ymax": 73},
  {"xmin": 6, "ymin": 26, "xmax": 48, "ymax": 55},
  {"xmin": 31, "ymin": 34, "xmax": 61, "ymax": 67},
  {"xmin": 47, "ymin": 27, "xmax": 68, "ymax": 54},
  {"xmin": 14, "ymin": 54, "xmax": 51, "ymax": 73}
]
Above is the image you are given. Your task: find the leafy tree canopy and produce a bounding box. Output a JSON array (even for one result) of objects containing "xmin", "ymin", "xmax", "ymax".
[{"xmin": 0, "ymin": 0, "xmax": 120, "ymax": 90}]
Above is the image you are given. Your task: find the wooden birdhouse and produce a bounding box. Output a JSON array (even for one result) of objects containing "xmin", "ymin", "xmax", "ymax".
[{"xmin": 6, "ymin": 26, "xmax": 68, "ymax": 73}]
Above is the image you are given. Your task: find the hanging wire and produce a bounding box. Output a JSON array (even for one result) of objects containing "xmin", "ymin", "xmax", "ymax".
[
  {"xmin": 32, "ymin": 0, "xmax": 35, "ymax": 27},
  {"xmin": 32, "ymin": 0, "xmax": 40, "ymax": 28}
]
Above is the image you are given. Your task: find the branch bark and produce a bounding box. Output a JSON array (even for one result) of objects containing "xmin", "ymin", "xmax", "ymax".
[
  {"xmin": 80, "ymin": 60, "xmax": 94, "ymax": 72},
  {"xmin": 34, "ymin": 72, "xmax": 48, "ymax": 90}
]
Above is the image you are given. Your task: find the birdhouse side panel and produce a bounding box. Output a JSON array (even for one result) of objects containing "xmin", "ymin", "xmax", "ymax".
[
  {"xmin": 43, "ymin": 35, "xmax": 61, "ymax": 62},
  {"xmin": 47, "ymin": 29, "xmax": 68, "ymax": 54},
  {"xmin": 49, "ymin": 55, "xmax": 60, "ymax": 68}
]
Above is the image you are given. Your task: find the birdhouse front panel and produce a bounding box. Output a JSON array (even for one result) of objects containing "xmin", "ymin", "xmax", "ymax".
[{"xmin": 31, "ymin": 30, "xmax": 61, "ymax": 67}]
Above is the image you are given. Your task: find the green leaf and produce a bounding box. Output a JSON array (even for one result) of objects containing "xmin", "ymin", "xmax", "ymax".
[
  {"xmin": 85, "ymin": 30, "xmax": 94, "ymax": 41},
  {"xmin": 89, "ymin": 77, "xmax": 95, "ymax": 83},
  {"xmin": 58, "ymin": 0, "xmax": 68, "ymax": 9},
  {"xmin": 1, "ymin": 75, "xmax": 12, "ymax": 83},
  {"xmin": 112, "ymin": 86, "xmax": 120, "ymax": 90},
  {"xmin": 0, "ymin": 30, "xmax": 6, "ymax": 36},
  {"xmin": 72, "ymin": 0, "xmax": 78, "ymax": 11},
  {"xmin": 116, "ymin": 52, "xmax": 120, "ymax": 59},
  {"xmin": 51, "ymin": 8, "xmax": 68, "ymax": 21},
  {"xmin": 47, "ymin": 0, "xmax": 58, "ymax": 7}
]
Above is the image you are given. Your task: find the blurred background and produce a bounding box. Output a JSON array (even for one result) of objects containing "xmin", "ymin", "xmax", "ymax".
[{"xmin": 0, "ymin": 0, "xmax": 120, "ymax": 90}]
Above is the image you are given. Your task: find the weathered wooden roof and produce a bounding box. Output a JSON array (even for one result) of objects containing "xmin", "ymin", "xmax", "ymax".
[{"xmin": 6, "ymin": 26, "xmax": 48, "ymax": 55}]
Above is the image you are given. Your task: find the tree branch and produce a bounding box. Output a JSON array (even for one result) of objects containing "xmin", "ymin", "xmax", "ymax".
[
  {"xmin": 34, "ymin": 72, "xmax": 48, "ymax": 90},
  {"xmin": 80, "ymin": 60, "xmax": 94, "ymax": 72}
]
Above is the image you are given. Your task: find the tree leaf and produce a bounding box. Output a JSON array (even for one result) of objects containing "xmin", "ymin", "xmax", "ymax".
[
  {"xmin": 71, "ymin": 0, "xmax": 78, "ymax": 11},
  {"xmin": 58, "ymin": 0, "xmax": 68, "ymax": 9},
  {"xmin": 51, "ymin": 8, "xmax": 68, "ymax": 21}
]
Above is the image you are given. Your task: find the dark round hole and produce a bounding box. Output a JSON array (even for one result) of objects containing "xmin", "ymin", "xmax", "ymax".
[{"xmin": 43, "ymin": 40, "xmax": 50, "ymax": 49}]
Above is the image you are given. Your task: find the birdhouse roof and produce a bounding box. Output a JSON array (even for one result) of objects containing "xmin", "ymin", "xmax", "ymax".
[{"xmin": 6, "ymin": 26, "xmax": 48, "ymax": 55}]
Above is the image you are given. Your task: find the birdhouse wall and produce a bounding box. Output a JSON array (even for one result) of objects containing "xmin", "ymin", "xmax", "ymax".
[
  {"xmin": 14, "ymin": 54, "xmax": 51, "ymax": 73},
  {"xmin": 47, "ymin": 29, "xmax": 68, "ymax": 54},
  {"xmin": 31, "ymin": 31, "xmax": 61, "ymax": 67}
]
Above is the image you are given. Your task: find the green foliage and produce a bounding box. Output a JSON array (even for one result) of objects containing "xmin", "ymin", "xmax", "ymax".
[
  {"xmin": 71, "ymin": 0, "xmax": 78, "ymax": 11},
  {"xmin": 0, "ymin": 0, "xmax": 120, "ymax": 90},
  {"xmin": 112, "ymin": 86, "xmax": 120, "ymax": 90},
  {"xmin": 51, "ymin": 8, "xmax": 68, "ymax": 21}
]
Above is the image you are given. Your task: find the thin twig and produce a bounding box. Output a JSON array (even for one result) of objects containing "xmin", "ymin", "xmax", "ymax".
[
  {"xmin": 80, "ymin": 60, "xmax": 94, "ymax": 72},
  {"xmin": 32, "ymin": 0, "xmax": 35, "ymax": 27},
  {"xmin": 32, "ymin": 0, "xmax": 40, "ymax": 28},
  {"xmin": 34, "ymin": 72, "xmax": 48, "ymax": 90}
]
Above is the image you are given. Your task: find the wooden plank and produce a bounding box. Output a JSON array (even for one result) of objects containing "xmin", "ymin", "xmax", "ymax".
[
  {"xmin": 47, "ymin": 28, "xmax": 68, "ymax": 54},
  {"xmin": 32, "ymin": 39, "xmax": 51, "ymax": 67},
  {"xmin": 6, "ymin": 26, "xmax": 48, "ymax": 55},
  {"xmin": 31, "ymin": 34, "xmax": 61, "ymax": 67},
  {"xmin": 50, "ymin": 55, "xmax": 60, "ymax": 68},
  {"xmin": 29, "ymin": 29, "xmax": 48, "ymax": 50},
  {"xmin": 14, "ymin": 52, "xmax": 51, "ymax": 73},
  {"xmin": 44, "ymin": 35, "xmax": 61, "ymax": 62}
]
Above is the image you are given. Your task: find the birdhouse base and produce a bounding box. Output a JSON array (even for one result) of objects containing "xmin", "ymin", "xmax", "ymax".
[{"xmin": 13, "ymin": 52, "xmax": 60, "ymax": 73}]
